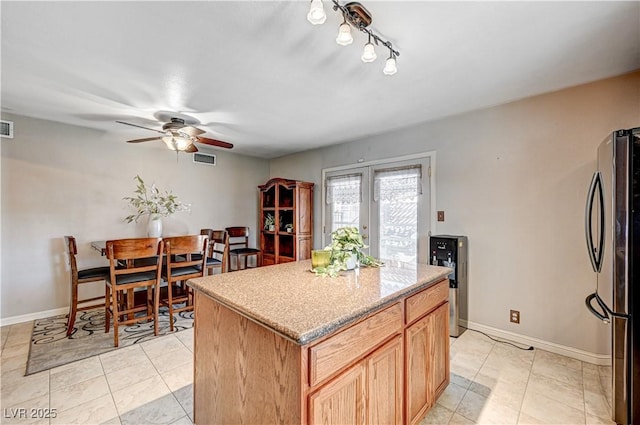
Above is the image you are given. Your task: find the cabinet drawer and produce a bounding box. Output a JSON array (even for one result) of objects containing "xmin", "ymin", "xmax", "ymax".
[
  {"xmin": 309, "ymin": 303, "xmax": 402, "ymax": 387},
  {"xmin": 405, "ymin": 279, "xmax": 448, "ymax": 325}
]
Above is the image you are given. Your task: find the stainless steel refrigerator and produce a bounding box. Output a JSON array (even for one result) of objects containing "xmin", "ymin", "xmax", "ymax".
[{"xmin": 585, "ymin": 127, "xmax": 639, "ymax": 425}]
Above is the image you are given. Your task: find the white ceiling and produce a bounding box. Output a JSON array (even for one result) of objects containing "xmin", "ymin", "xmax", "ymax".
[{"xmin": 2, "ymin": 1, "xmax": 639, "ymax": 158}]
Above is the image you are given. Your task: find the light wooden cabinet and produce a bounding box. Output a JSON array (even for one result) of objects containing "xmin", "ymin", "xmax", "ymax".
[
  {"xmin": 309, "ymin": 335, "xmax": 403, "ymax": 425},
  {"xmin": 406, "ymin": 301, "xmax": 450, "ymax": 425},
  {"xmin": 259, "ymin": 178, "xmax": 314, "ymax": 265},
  {"xmin": 367, "ymin": 336, "xmax": 404, "ymax": 425},
  {"xmin": 309, "ymin": 362, "xmax": 367, "ymax": 425}
]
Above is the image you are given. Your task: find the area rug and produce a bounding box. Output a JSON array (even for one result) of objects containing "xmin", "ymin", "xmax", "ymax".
[{"xmin": 26, "ymin": 307, "xmax": 193, "ymax": 375}]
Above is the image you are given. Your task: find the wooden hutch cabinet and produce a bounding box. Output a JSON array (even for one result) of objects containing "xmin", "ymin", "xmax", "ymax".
[{"xmin": 259, "ymin": 178, "xmax": 314, "ymax": 265}]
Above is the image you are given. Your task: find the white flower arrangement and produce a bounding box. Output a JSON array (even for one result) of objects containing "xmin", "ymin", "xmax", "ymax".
[{"xmin": 123, "ymin": 175, "xmax": 190, "ymax": 223}]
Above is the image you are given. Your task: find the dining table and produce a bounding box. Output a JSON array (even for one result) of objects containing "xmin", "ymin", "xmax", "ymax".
[{"xmin": 91, "ymin": 240, "xmax": 107, "ymax": 256}]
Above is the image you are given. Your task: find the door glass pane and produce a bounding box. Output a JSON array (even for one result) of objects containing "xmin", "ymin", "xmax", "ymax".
[
  {"xmin": 374, "ymin": 166, "xmax": 421, "ymax": 263},
  {"xmin": 326, "ymin": 174, "xmax": 362, "ymax": 232}
]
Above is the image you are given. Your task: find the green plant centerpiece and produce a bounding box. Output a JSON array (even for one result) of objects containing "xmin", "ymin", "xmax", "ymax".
[
  {"xmin": 123, "ymin": 175, "xmax": 190, "ymax": 223},
  {"xmin": 313, "ymin": 226, "xmax": 383, "ymax": 277}
]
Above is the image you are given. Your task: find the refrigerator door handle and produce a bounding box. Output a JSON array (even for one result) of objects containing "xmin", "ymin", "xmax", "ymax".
[
  {"xmin": 586, "ymin": 292, "xmax": 631, "ymax": 322},
  {"xmin": 585, "ymin": 172, "xmax": 605, "ymax": 272},
  {"xmin": 585, "ymin": 292, "xmax": 610, "ymax": 323}
]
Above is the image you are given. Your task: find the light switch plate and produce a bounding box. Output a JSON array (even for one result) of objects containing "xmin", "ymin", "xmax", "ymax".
[{"xmin": 437, "ymin": 211, "xmax": 445, "ymax": 221}]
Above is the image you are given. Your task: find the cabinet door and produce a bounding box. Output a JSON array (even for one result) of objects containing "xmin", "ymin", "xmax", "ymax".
[
  {"xmin": 309, "ymin": 363, "xmax": 366, "ymax": 425},
  {"xmin": 430, "ymin": 302, "xmax": 450, "ymax": 398},
  {"xmin": 405, "ymin": 302, "xmax": 449, "ymax": 425},
  {"xmin": 368, "ymin": 337, "xmax": 403, "ymax": 425}
]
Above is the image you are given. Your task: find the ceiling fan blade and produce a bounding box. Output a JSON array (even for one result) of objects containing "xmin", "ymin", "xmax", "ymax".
[
  {"xmin": 196, "ymin": 136, "xmax": 234, "ymax": 149},
  {"xmin": 185, "ymin": 144, "xmax": 199, "ymax": 153},
  {"xmin": 126, "ymin": 137, "xmax": 163, "ymax": 143},
  {"xmin": 179, "ymin": 126, "xmax": 205, "ymax": 137},
  {"xmin": 116, "ymin": 120, "xmax": 165, "ymax": 135}
]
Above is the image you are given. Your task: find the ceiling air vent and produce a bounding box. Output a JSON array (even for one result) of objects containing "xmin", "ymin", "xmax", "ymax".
[
  {"xmin": 193, "ymin": 152, "xmax": 216, "ymax": 166},
  {"xmin": 0, "ymin": 120, "xmax": 14, "ymax": 138}
]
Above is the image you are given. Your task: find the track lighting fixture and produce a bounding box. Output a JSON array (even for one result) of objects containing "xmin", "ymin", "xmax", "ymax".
[{"xmin": 307, "ymin": 0, "xmax": 400, "ymax": 75}]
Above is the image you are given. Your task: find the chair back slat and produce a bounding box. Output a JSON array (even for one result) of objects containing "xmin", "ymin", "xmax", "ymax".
[
  {"xmin": 64, "ymin": 235, "xmax": 79, "ymax": 275},
  {"xmin": 106, "ymin": 238, "xmax": 164, "ymax": 277},
  {"xmin": 210, "ymin": 231, "xmax": 228, "ymax": 262},
  {"xmin": 164, "ymin": 235, "xmax": 208, "ymax": 275}
]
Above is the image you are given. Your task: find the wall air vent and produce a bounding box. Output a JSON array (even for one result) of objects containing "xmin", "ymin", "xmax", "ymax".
[
  {"xmin": 0, "ymin": 120, "xmax": 14, "ymax": 138},
  {"xmin": 193, "ymin": 152, "xmax": 216, "ymax": 166}
]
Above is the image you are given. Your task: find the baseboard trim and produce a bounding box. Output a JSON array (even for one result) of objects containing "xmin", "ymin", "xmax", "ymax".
[
  {"xmin": 460, "ymin": 320, "xmax": 611, "ymax": 366},
  {"xmin": 1, "ymin": 307, "xmax": 68, "ymax": 327},
  {"xmin": 2, "ymin": 311, "xmax": 610, "ymax": 365}
]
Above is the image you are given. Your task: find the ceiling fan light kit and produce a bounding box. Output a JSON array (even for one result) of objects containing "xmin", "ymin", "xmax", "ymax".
[
  {"xmin": 162, "ymin": 135, "xmax": 192, "ymax": 151},
  {"xmin": 307, "ymin": 0, "xmax": 399, "ymax": 75}
]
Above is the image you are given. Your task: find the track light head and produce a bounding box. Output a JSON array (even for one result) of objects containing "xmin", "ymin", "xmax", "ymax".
[
  {"xmin": 361, "ymin": 34, "xmax": 377, "ymax": 62},
  {"xmin": 307, "ymin": 0, "xmax": 327, "ymax": 25},
  {"xmin": 336, "ymin": 18, "xmax": 354, "ymax": 45},
  {"xmin": 383, "ymin": 56, "xmax": 397, "ymax": 75}
]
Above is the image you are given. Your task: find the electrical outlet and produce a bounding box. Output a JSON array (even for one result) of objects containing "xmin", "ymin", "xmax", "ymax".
[
  {"xmin": 437, "ymin": 211, "xmax": 445, "ymax": 221},
  {"xmin": 510, "ymin": 310, "xmax": 520, "ymax": 324}
]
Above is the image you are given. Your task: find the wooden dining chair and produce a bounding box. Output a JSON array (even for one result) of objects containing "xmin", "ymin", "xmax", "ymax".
[
  {"xmin": 105, "ymin": 238, "xmax": 164, "ymax": 347},
  {"xmin": 64, "ymin": 236, "xmax": 110, "ymax": 337},
  {"xmin": 161, "ymin": 234, "xmax": 208, "ymax": 331},
  {"xmin": 199, "ymin": 229, "xmax": 229, "ymax": 275},
  {"xmin": 225, "ymin": 226, "xmax": 262, "ymax": 271}
]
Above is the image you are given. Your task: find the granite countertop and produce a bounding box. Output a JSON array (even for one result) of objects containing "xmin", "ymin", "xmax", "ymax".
[{"xmin": 187, "ymin": 260, "xmax": 452, "ymax": 346}]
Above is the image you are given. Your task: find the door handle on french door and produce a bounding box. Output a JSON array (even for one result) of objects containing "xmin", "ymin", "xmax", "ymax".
[{"xmin": 585, "ymin": 172, "xmax": 604, "ymax": 272}]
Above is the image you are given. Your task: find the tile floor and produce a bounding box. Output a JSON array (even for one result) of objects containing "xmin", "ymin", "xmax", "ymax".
[{"xmin": 1, "ymin": 322, "xmax": 614, "ymax": 425}]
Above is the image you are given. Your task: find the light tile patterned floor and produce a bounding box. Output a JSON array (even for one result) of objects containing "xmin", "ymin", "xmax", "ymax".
[
  {"xmin": 421, "ymin": 331, "xmax": 614, "ymax": 425},
  {"xmin": 1, "ymin": 322, "xmax": 614, "ymax": 424}
]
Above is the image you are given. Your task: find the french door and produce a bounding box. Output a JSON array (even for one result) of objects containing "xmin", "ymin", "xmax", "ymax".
[
  {"xmin": 324, "ymin": 167, "xmax": 371, "ymax": 246},
  {"xmin": 323, "ymin": 156, "xmax": 432, "ymax": 264}
]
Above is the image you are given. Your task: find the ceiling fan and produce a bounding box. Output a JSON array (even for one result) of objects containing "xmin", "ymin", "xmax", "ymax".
[{"xmin": 116, "ymin": 116, "xmax": 234, "ymax": 153}]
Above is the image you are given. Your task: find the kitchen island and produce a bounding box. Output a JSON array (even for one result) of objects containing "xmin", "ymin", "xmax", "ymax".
[{"xmin": 187, "ymin": 260, "xmax": 452, "ymax": 425}]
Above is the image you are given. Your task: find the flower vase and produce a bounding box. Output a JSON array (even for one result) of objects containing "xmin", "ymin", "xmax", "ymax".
[
  {"xmin": 345, "ymin": 252, "xmax": 359, "ymax": 270},
  {"xmin": 147, "ymin": 214, "xmax": 162, "ymax": 237}
]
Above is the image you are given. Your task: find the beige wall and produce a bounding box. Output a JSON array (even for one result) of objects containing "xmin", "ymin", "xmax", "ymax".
[
  {"xmin": 2, "ymin": 72, "xmax": 638, "ymax": 357},
  {"xmin": 0, "ymin": 114, "xmax": 270, "ymax": 319},
  {"xmin": 270, "ymin": 71, "xmax": 640, "ymax": 357}
]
